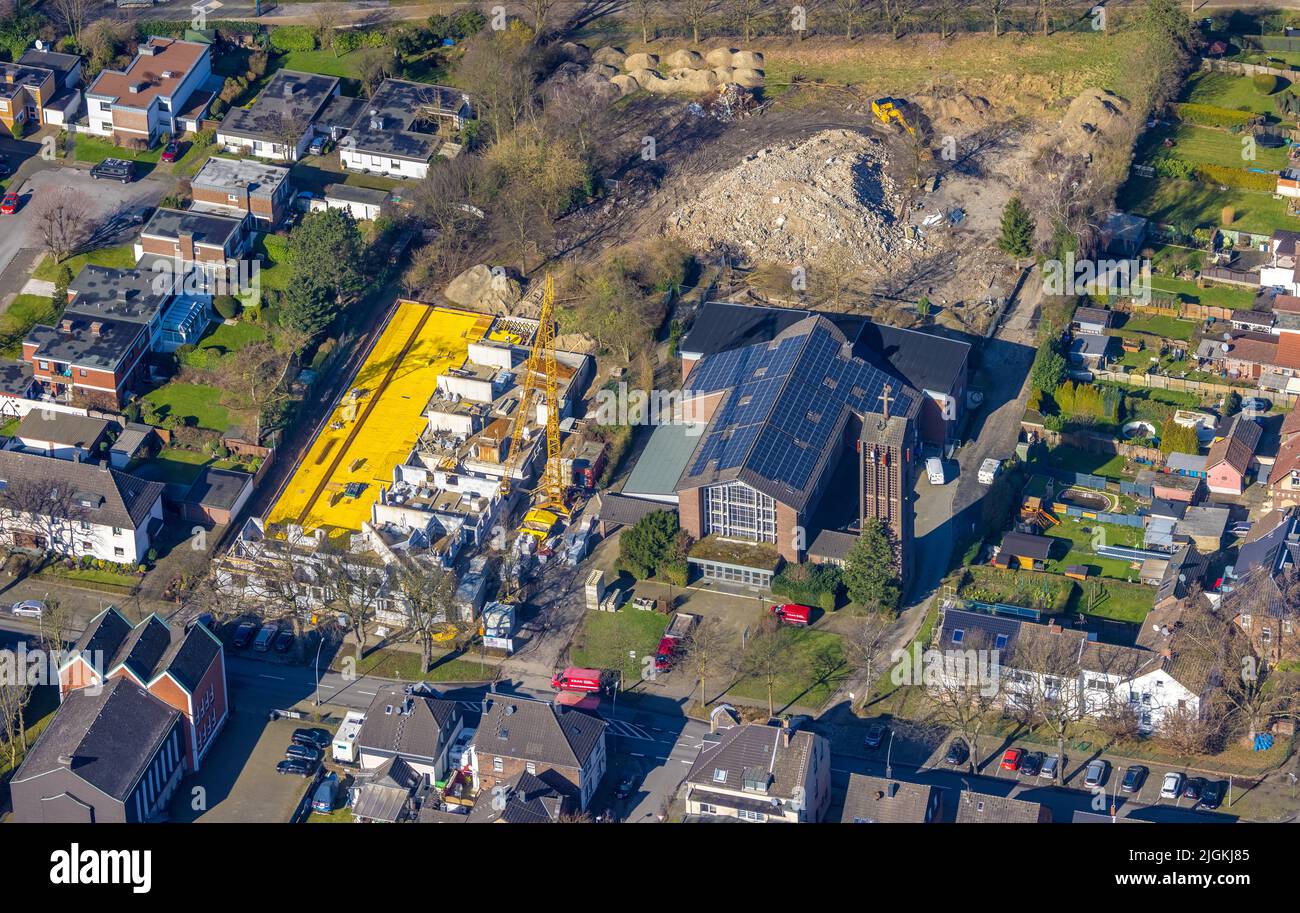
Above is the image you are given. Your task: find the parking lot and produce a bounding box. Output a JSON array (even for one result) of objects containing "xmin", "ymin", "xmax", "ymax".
[{"xmin": 168, "ymin": 711, "xmax": 322, "ymax": 823}]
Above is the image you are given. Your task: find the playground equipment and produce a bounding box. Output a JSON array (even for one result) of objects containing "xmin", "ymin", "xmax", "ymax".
[{"xmin": 1020, "ymin": 496, "xmax": 1060, "ymax": 530}]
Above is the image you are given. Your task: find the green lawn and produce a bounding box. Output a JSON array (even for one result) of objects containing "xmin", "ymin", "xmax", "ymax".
[
  {"xmin": 146, "ymin": 447, "xmax": 243, "ymax": 486},
  {"xmin": 0, "ymin": 686, "xmax": 56, "ymax": 781},
  {"xmin": 1183, "ymin": 70, "xmax": 1294, "ymax": 119},
  {"xmin": 181, "ymin": 320, "xmax": 269, "ymax": 370},
  {"xmin": 1117, "ymin": 175, "xmax": 1300, "ymax": 237},
  {"xmin": 726, "ymin": 627, "xmax": 848, "ymax": 712},
  {"xmin": 1147, "ymin": 275, "xmax": 1257, "ymax": 310},
  {"xmin": 275, "ymin": 48, "xmax": 367, "ymax": 81},
  {"xmin": 32, "ymin": 244, "xmax": 136, "ymax": 282},
  {"xmin": 41, "ymin": 565, "xmax": 142, "ymax": 587},
  {"xmin": 252, "ymin": 233, "xmax": 290, "ymax": 292},
  {"xmin": 570, "ymin": 609, "xmax": 669, "ymax": 684},
  {"xmin": 1116, "ymin": 314, "xmax": 1197, "ymax": 341},
  {"xmin": 0, "ymin": 294, "xmax": 57, "ymax": 356},
  {"xmin": 345, "ymin": 646, "xmax": 497, "ymax": 683},
  {"xmin": 71, "ymin": 134, "xmax": 163, "ymax": 164},
  {"xmin": 141, "ymin": 382, "xmax": 231, "ymax": 432},
  {"xmin": 1138, "ymin": 123, "xmax": 1289, "ymax": 171},
  {"xmin": 1039, "ymin": 445, "xmax": 1133, "ymax": 481},
  {"xmin": 1066, "ymin": 577, "xmax": 1154, "ymax": 623}
]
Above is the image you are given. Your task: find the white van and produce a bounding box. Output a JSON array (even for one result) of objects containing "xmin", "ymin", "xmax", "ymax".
[
  {"xmin": 978, "ymin": 458, "xmax": 1003, "ymax": 486},
  {"xmin": 926, "ymin": 457, "xmax": 946, "ymax": 485},
  {"xmin": 332, "ymin": 711, "xmax": 366, "ymax": 764}
]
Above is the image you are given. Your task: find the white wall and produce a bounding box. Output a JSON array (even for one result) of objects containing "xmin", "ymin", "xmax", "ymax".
[{"xmin": 340, "ymin": 147, "xmax": 428, "ymax": 180}]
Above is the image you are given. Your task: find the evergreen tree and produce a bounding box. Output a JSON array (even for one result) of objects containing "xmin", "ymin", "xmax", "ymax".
[
  {"xmin": 997, "ymin": 195, "xmax": 1036, "ymax": 260},
  {"xmin": 842, "ymin": 519, "xmax": 902, "ymax": 612}
]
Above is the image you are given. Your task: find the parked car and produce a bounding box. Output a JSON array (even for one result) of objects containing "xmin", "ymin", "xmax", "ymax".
[
  {"xmin": 292, "ymin": 728, "xmax": 331, "ymax": 751},
  {"xmin": 1183, "ymin": 777, "xmax": 1206, "ymax": 802},
  {"xmin": 189, "ymin": 612, "xmax": 215, "ymax": 633},
  {"xmin": 311, "ymin": 772, "xmax": 338, "ymax": 813},
  {"xmin": 944, "ymin": 739, "xmax": 969, "ymax": 766},
  {"xmin": 926, "ymin": 456, "xmax": 947, "ymax": 485},
  {"xmin": 1160, "ymin": 771, "xmax": 1185, "ymax": 800},
  {"xmin": 232, "ymin": 621, "xmax": 259, "ymax": 649},
  {"xmin": 1201, "ymin": 779, "xmax": 1226, "ymax": 810},
  {"xmin": 160, "ymin": 141, "xmax": 180, "ymax": 163},
  {"xmin": 10, "ymin": 599, "xmax": 45, "ymax": 618},
  {"xmin": 284, "ymin": 743, "xmax": 322, "ymax": 764},
  {"xmin": 1083, "ymin": 758, "xmax": 1109, "ymax": 788},
  {"xmin": 615, "ymin": 775, "xmax": 635, "ymax": 800},
  {"xmin": 272, "ymin": 629, "xmax": 295, "ymax": 653},
  {"xmin": 1242, "ymin": 397, "xmax": 1271, "ymax": 413},
  {"xmin": 276, "ymin": 758, "xmax": 317, "ymax": 777},
  {"xmin": 1040, "ymin": 754, "xmax": 1065, "ymax": 780},
  {"xmin": 253, "ymin": 622, "xmax": 280, "ymax": 652},
  {"xmin": 308, "ymin": 135, "xmax": 329, "ymax": 156},
  {"xmin": 1020, "ymin": 751, "xmax": 1045, "ymax": 777},
  {"xmin": 90, "ymin": 158, "xmax": 134, "ymax": 183},
  {"xmin": 1, "ymin": 191, "xmax": 20, "ymax": 214},
  {"xmin": 864, "ymin": 723, "xmax": 887, "ymax": 750},
  {"xmin": 1121, "ymin": 765, "xmax": 1148, "ymax": 794},
  {"xmin": 1000, "ymin": 748, "xmax": 1024, "ymax": 772}
]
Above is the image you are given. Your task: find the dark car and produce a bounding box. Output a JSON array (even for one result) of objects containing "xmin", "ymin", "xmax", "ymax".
[
  {"xmin": 614, "ymin": 776, "xmax": 634, "ymax": 800},
  {"xmin": 1183, "ymin": 777, "xmax": 1206, "ymax": 802},
  {"xmin": 1020, "ymin": 751, "xmax": 1045, "ymax": 777},
  {"xmin": 0, "ymin": 160, "xmax": 11, "ymax": 178},
  {"xmin": 231, "ymin": 621, "xmax": 259, "ymax": 649},
  {"xmin": 1121, "ymin": 764, "xmax": 1148, "ymax": 794},
  {"xmin": 90, "ymin": 158, "xmax": 134, "ymax": 183},
  {"xmin": 276, "ymin": 758, "xmax": 317, "ymax": 777},
  {"xmin": 273, "ymin": 629, "xmax": 295, "ymax": 653},
  {"xmin": 292, "ymin": 728, "xmax": 331, "ymax": 751},
  {"xmin": 284, "ymin": 743, "xmax": 322, "ymax": 764},
  {"xmin": 944, "ymin": 739, "xmax": 969, "ymax": 766},
  {"xmin": 1201, "ymin": 779, "xmax": 1226, "ymax": 810},
  {"xmin": 864, "ymin": 723, "xmax": 887, "ymax": 749}
]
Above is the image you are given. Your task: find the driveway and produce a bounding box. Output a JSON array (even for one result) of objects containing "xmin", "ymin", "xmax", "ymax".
[{"xmin": 0, "ymin": 166, "xmax": 163, "ymax": 301}]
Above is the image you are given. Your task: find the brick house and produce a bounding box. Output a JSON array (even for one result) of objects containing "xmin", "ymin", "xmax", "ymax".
[
  {"xmin": 1226, "ymin": 509, "xmax": 1300, "ymax": 664},
  {"xmin": 470, "ymin": 695, "xmax": 607, "ymax": 810},
  {"xmin": 58, "ymin": 608, "xmax": 228, "ymax": 771},
  {"xmin": 84, "ymin": 37, "xmax": 212, "ymax": 146},
  {"xmin": 189, "ymin": 155, "xmax": 293, "ymax": 229},
  {"xmin": 1205, "ymin": 414, "xmax": 1262, "ymax": 496},
  {"xmin": 135, "ymin": 208, "xmax": 250, "ymax": 271}
]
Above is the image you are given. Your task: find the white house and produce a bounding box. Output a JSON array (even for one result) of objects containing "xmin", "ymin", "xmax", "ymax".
[
  {"xmin": 341, "ymin": 80, "xmax": 469, "ymax": 180},
  {"xmin": 84, "ymin": 37, "xmax": 212, "ymax": 146},
  {"xmin": 682, "ymin": 720, "xmax": 833, "ymax": 822},
  {"xmin": 355, "ymin": 683, "xmax": 464, "ymax": 783},
  {"xmin": 0, "ymin": 449, "xmax": 165, "ymax": 563}
]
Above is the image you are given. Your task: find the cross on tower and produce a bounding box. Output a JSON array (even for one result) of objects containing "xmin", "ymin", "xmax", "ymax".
[{"xmin": 878, "ymin": 384, "xmax": 894, "ymax": 421}]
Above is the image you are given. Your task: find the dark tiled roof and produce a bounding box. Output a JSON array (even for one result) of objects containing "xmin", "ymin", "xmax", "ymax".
[
  {"xmin": 840, "ymin": 774, "xmax": 941, "ymax": 823},
  {"xmin": 0, "ymin": 449, "xmax": 163, "ymax": 530},
  {"xmin": 954, "ymin": 790, "xmax": 1045, "ymax": 823},
  {"xmin": 358, "ymin": 684, "xmax": 461, "ymax": 762},
  {"xmin": 594, "ymin": 492, "xmax": 671, "ymax": 528},
  {"xmin": 141, "ymin": 207, "xmax": 243, "ymax": 248},
  {"xmin": 1073, "ymin": 306, "xmax": 1112, "ymax": 327},
  {"xmin": 14, "ymin": 411, "xmax": 110, "ymax": 448},
  {"xmin": 19, "ymin": 49, "xmax": 81, "ymax": 79},
  {"xmin": 13, "ymin": 676, "xmax": 179, "ymax": 801},
  {"xmin": 1000, "ymin": 531, "xmax": 1053, "ymax": 560},
  {"xmin": 112, "ymin": 614, "xmax": 172, "ymax": 683},
  {"xmin": 477, "ymin": 695, "xmax": 605, "ymax": 769},
  {"xmin": 348, "ymin": 79, "xmax": 465, "ymax": 161},
  {"xmin": 72, "ymin": 605, "xmax": 133, "ymax": 659},
  {"xmin": 1207, "ymin": 414, "xmax": 1262, "ymax": 475},
  {"xmin": 467, "ymin": 769, "xmax": 576, "ymax": 823},
  {"xmin": 184, "ymin": 467, "xmax": 250, "ymax": 511},
  {"xmin": 218, "ymin": 69, "xmax": 338, "ymax": 141},
  {"xmin": 685, "ymin": 722, "xmax": 821, "ymax": 803}
]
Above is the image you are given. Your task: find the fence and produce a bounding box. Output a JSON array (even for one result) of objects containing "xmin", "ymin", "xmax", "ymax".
[
  {"xmin": 1030, "ymin": 426, "xmax": 1164, "ymax": 467},
  {"xmin": 1092, "ymin": 368, "xmax": 1300, "ymax": 409},
  {"xmin": 1120, "ymin": 479, "xmax": 1155, "ymax": 499},
  {"xmin": 1202, "ymin": 56, "xmax": 1296, "ymax": 80},
  {"xmin": 1052, "ymin": 505, "xmax": 1145, "ymax": 528}
]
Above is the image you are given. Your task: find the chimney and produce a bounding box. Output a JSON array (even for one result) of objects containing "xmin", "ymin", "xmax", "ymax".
[
  {"xmin": 90, "ymin": 321, "xmax": 103, "ymax": 337},
  {"xmin": 57, "ymin": 754, "xmax": 73, "ymax": 766},
  {"xmin": 1047, "ymin": 623, "xmax": 1063, "ymax": 635},
  {"xmin": 781, "ymin": 727, "xmax": 793, "ymax": 749},
  {"xmin": 59, "ymin": 318, "xmax": 73, "ymax": 333},
  {"xmin": 177, "ymin": 230, "xmax": 195, "ymax": 262}
]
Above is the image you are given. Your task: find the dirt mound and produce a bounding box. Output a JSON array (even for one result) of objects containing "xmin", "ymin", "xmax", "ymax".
[
  {"xmin": 593, "ymin": 46, "xmax": 625, "ymax": 66},
  {"xmin": 664, "ymin": 129, "xmax": 917, "ymax": 268},
  {"xmin": 444, "ymin": 264, "xmax": 522, "ymax": 314},
  {"xmin": 732, "ymin": 67, "xmax": 764, "ymax": 88},
  {"xmin": 625, "ymin": 52, "xmax": 659, "ymax": 71},
  {"xmin": 732, "ymin": 50, "xmax": 764, "ymax": 69},
  {"xmin": 705, "ymin": 47, "xmax": 737, "ymax": 67},
  {"xmin": 914, "ymin": 91, "xmax": 992, "ymax": 133},
  {"xmin": 610, "ymin": 73, "xmax": 639, "ymax": 95},
  {"xmin": 1037, "ymin": 88, "xmax": 1132, "ymax": 156},
  {"xmin": 666, "ymin": 49, "xmax": 705, "ymax": 69}
]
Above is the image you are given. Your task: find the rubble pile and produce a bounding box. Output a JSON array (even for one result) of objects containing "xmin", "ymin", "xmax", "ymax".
[
  {"xmin": 664, "ymin": 129, "xmax": 919, "ymax": 267},
  {"xmin": 594, "ymin": 46, "xmax": 765, "ymax": 96}
]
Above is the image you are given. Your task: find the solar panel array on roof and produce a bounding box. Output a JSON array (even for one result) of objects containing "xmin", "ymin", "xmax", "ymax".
[{"xmin": 684, "ymin": 317, "xmax": 916, "ymax": 496}]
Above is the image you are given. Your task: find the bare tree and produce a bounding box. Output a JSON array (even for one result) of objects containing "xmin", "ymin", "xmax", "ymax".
[
  {"xmin": 524, "ymin": 0, "xmax": 559, "ymax": 36},
  {"xmin": 680, "ymin": 0, "xmax": 718, "ymax": 44},
  {"xmin": 924, "ymin": 631, "xmax": 1000, "ymax": 774},
  {"xmin": 0, "ymin": 477, "xmax": 91, "ymax": 561},
  {"xmin": 843, "ymin": 610, "xmax": 893, "ymax": 709},
  {"xmin": 988, "ymin": 0, "xmax": 1007, "ymax": 36},
  {"xmin": 1016, "ymin": 628, "xmax": 1091, "ymax": 782},
  {"xmin": 0, "ymin": 674, "xmax": 33, "ymax": 773},
  {"xmin": 309, "ymin": 3, "xmax": 341, "ymax": 47},
  {"xmin": 324, "ymin": 555, "xmax": 385, "ymax": 655},
  {"xmin": 739, "ymin": 621, "xmax": 800, "ymax": 717},
  {"xmin": 835, "ymin": 0, "xmax": 867, "ymax": 38},
  {"xmin": 270, "ymin": 112, "xmax": 309, "ymax": 164},
  {"xmin": 682, "ymin": 616, "xmax": 735, "ymax": 707},
  {"xmin": 49, "ymin": 0, "xmax": 93, "ymax": 49},
  {"xmin": 729, "ymin": 0, "xmax": 770, "ymax": 41},
  {"xmin": 32, "ymin": 188, "xmax": 91, "ymax": 263},
  {"xmin": 632, "ymin": 0, "xmax": 654, "ymax": 43},
  {"xmin": 356, "ymin": 46, "xmax": 394, "ymax": 97},
  {"xmin": 456, "ymin": 28, "xmax": 537, "ymax": 142},
  {"xmin": 397, "ymin": 562, "xmax": 459, "ymax": 673}
]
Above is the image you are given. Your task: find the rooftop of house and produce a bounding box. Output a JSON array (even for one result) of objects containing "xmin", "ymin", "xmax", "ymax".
[
  {"xmin": 141, "ymin": 207, "xmax": 244, "ymax": 248},
  {"xmin": 217, "ymin": 69, "xmax": 339, "ymax": 141},
  {"xmin": 191, "ymin": 155, "xmax": 291, "ymax": 195},
  {"xmin": 321, "ymin": 182, "xmax": 391, "ymax": 206},
  {"xmin": 0, "ymin": 61, "xmax": 53, "ymax": 100},
  {"xmin": 11, "ymin": 675, "xmax": 179, "ymax": 802},
  {"xmin": 184, "ymin": 466, "xmax": 250, "ymax": 511},
  {"xmin": 1206, "ymin": 414, "xmax": 1262, "ymax": 475},
  {"xmin": 14, "ymin": 410, "xmax": 111, "ymax": 448},
  {"xmin": 1073, "ymin": 306, "xmax": 1113, "ymax": 326},
  {"xmin": 1237, "ymin": 508, "xmax": 1300, "ymax": 579},
  {"xmin": 87, "ymin": 37, "xmax": 208, "ymax": 107},
  {"xmin": 348, "ymin": 79, "xmax": 468, "ymax": 161},
  {"xmin": 467, "ymin": 769, "xmax": 577, "ymax": 823},
  {"xmin": 840, "ymin": 773, "xmax": 940, "ymax": 823},
  {"xmin": 0, "ymin": 359, "xmax": 33, "ymax": 397},
  {"xmin": 26, "ymin": 315, "xmax": 146, "ymax": 371},
  {"xmin": 357, "ymin": 683, "xmax": 461, "ymax": 762},
  {"xmin": 477, "ymin": 694, "xmax": 605, "ymax": 769},
  {"xmin": 0, "ymin": 449, "xmax": 164, "ymax": 530},
  {"xmin": 954, "ymin": 790, "xmax": 1045, "ymax": 823},
  {"xmin": 19, "ymin": 48, "xmax": 82, "ymax": 79},
  {"xmin": 686, "ymin": 722, "xmax": 822, "ymax": 803},
  {"xmin": 1000, "ymin": 530, "xmax": 1053, "ymax": 560},
  {"xmin": 67, "ymin": 264, "xmax": 174, "ymax": 324},
  {"xmin": 677, "ymin": 314, "xmax": 920, "ymax": 512}
]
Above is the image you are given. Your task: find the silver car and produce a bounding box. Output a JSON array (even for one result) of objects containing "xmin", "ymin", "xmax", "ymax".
[
  {"xmin": 1160, "ymin": 771, "xmax": 1185, "ymax": 800},
  {"xmin": 10, "ymin": 599, "xmax": 45, "ymax": 618},
  {"xmin": 1083, "ymin": 758, "xmax": 1109, "ymax": 788},
  {"xmin": 1039, "ymin": 754, "xmax": 1066, "ymax": 780}
]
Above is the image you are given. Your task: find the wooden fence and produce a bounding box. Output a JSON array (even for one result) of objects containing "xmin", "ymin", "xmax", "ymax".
[{"xmin": 1092, "ymin": 368, "xmax": 1300, "ymax": 409}]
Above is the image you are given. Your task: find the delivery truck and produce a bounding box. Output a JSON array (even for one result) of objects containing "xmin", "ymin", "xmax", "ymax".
[
  {"xmin": 551, "ymin": 666, "xmax": 613, "ymax": 693},
  {"xmin": 770, "ymin": 603, "xmax": 812, "ymax": 626}
]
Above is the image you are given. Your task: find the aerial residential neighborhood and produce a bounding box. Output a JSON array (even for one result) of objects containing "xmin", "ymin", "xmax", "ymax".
[{"xmin": 0, "ymin": 0, "xmax": 1291, "ymax": 887}]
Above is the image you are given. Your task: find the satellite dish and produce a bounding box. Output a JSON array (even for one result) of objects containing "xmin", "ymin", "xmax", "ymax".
[{"xmin": 1223, "ymin": 332, "xmax": 1232, "ymax": 341}]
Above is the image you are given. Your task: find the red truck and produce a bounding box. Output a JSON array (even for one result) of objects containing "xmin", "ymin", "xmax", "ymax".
[
  {"xmin": 551, "ymin": 667, "xmax": 611, "ymax": 693},
  {"xmin": 770, "ymin": 603, "xmax": 812, "ymax": 626},
  {"xmin": 654, "ymin": 612, "xmax": 699, "ymax": 672}
]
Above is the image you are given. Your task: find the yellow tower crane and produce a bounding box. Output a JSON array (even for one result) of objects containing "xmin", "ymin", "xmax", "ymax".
[{"xmin": 500, "ymin": 273, "xmax": 569, "ymax": 517}]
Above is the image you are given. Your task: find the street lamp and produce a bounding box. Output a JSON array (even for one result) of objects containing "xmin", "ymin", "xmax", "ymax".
[
  {"xmin": 313, "ymin": 633, "xmax": 325, "ymax": 706},
  {"xmin": 885, "ymin": 729, "xmax": 895, "ymax": 779}
]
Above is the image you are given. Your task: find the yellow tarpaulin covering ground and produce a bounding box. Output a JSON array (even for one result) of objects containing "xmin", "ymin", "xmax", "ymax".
[{"xmin": 266, "ymin": 302, "xmax": 488, "ymax": 538}]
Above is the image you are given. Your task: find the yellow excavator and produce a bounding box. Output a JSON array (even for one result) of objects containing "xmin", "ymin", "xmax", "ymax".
[{"xmin": 872, "ymin": 97, "xmax": 932, "ymax": 188}]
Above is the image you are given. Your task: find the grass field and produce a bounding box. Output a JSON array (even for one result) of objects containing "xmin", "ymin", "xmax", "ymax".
[
  {"xmin": 32, "ymin": 244, "xmax": 136, "ymax": 282},
  {"xmin": 570, "ymin": 609, "xmax": 670, "ymax": 683},
  {"xmin": 1147, "ymin": 274, "xmax": 1257, "ymax": 310},
  {"xmin": 1117, "ymin": 314, "xmax": 1197, "ymax": 341},
  {"xmin": 1139, "ymin": 123, "xmax": 1289, "ymax": 171},
  {"xmin": 1039, "ymin": 445, "xmax": 1133, "ymax": 481},
  {"xmin": 149, "ymin": 447, "xmax": 244, "ymax": 486},
  {"xmin": 726, "ymin": 627, "xmax": 848, "ymax": 711},
  {"xmin": 0, "ymin": 294, "xmax": 57, "ymax": 356},
  {"xmin": 1183, "ymin": 70, "xmax": 1294, "ymax": 120},
  {"xmin": 181, "ymin": 321, "xmax": 269, "ymax": 370},
  {"xmin": 71, "ymin": 135, "xmax": 164, "ymax": 165},
  {"xmin": 344, "ymin": 646, "xmax": 497, "ymax": 683},
  {"xmin": 141, "ymin": 382, "xmax": 232, "ymax": 432},
  {"xmin": 1117, "ymin": 175, "xmax": 1300, "ymax": 237},
  {"xmin": 1043, "ymin": 517, "xmax": 1147, "ymax": 582},
  {"xmin": 1065, "ymin": 577, "xmax": 1154, "ymax": 623}
]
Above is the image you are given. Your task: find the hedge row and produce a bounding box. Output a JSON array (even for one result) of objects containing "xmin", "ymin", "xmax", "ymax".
[
  {"xmin": 1195, "ymin": 163, "xmax": 1279, "ymax": 191},
  {"xmin": 1171, "ymin": 102, "xmax": 1261, "ymax": 128}
]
